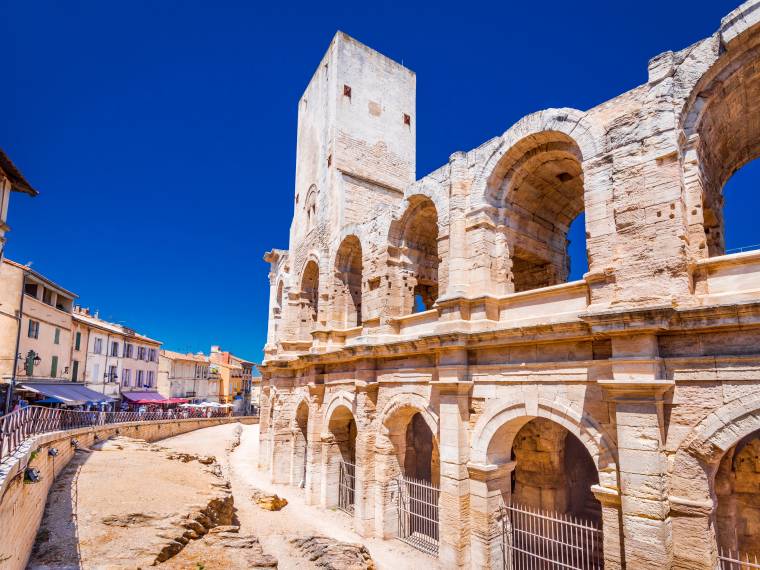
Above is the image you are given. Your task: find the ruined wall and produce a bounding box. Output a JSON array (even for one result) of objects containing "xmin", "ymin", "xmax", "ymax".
[{"xmin": 0, "ymin": 416, "xmax": 258, "ymax": 570}]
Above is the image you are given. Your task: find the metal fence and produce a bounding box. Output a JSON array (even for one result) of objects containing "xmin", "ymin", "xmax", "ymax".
[
  {"xmin": 500, "ymin": 503, "xmax": 603, "ymax": 570},
  {"xmin": 720, "ymin": 548, "xmax": 760, "ymax": 570},
  {"xmin": 395, "ymin": 474, "xmax": 440, "ymax": 556},
  {"xmin": 338, "ymin": 460, "xmax": 356, "ymax": 514},
  {"xmin": 0, "ymin": 405, "xmax": 232, "ymax": 462}
]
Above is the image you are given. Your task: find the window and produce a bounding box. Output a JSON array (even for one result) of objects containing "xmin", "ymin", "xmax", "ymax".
[
  {"xmin": 54, "ymin": 328, "xmax": 60, "ymax": 345},
  {"xmin": 92, "ymin": 363, "xmax": 100, "ymax": 384},
  {"xmin": 147, "ymin": 371, "xmax": 154, "ymax": 387},
  {"xmin": 125, "ymin": 343, "xmax": 134, "ymax": 359},
  {"xmin": 93, "ymin": 337, "xmax": 103, "ymax": 354},
  {"xmin": 136, "ymin": 370, "xmax": 145, "ymax": 386},
  {"xmin": 148, "ymin": 348, "xmax": 156, "ymax": 362},
  {"xmin": 122, "ymin": 368, "xmax": 131, "ymax": 387},
  {"xmin": 42, "ymin": 288, "xmax": 53, "ymax": 306},
  {"xmin": 51, "ymin": 356, "xmax": 58, "ymax": 378},
  {"xmin": 108, "ymin": 365, "xmax": 117, "ymax": 382},
  {"xmin": 27, "ymin": 320, "xmax": 39, "ymax": 339},
  {"xmin": 24, "ymin": 282, "xmax": 38, "ymax": 297},
  {"xmin": 111, "ymin": 341, "xmax": 119, "ymax": 357},
  {"xmin": 75, "ymin": 331, "xmax": 81, "ymax": 351},
  {"xmin": 72, "ymin": 360, "xmax": 79, "ymax": 382},
  {"xmin": 137, "ymin": 346, "xmax": 146, "ymax": 361}
]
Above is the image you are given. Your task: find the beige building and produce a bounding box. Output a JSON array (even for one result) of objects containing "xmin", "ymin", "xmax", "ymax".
[
  {"xmin": 0, "ymin": 149, "xmax": 38, "ymax": 261},
  {"xmin": 259, "ymin": 6, "xmax": 760, "ymax": 569},
  {"xmin": 157, "ymin": 350, "xmax": 210, "ymax": 402},
  {"xmin": 209, "ymin": 346, "xmax": 256, "ymax": 410},
  {"xmin": 0, "ymin": 259, "xmax": 76, "ymax": 384},
  {"xmin": 71, "ymin": 307, "xmax": 162, "ymax": 403}
]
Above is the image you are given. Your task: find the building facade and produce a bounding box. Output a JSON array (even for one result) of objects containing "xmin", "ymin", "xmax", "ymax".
[
  {"xmin": 0, "ymin": 149, "xmax": 37, "ymax": 261},
  {"xmin": 259, "ymin": 6, "xmax": 760, "ymax": 569},
  {"xmin": 157, "ymin": 350, "xmax": 210, "ymax": 401},
  {"xmin": 0, "ymin": 259, "xmax": 76, "ymax": 384},
  {"xmin": 71, "ymin": 307, "xmax": 162, "ymax": 402}
]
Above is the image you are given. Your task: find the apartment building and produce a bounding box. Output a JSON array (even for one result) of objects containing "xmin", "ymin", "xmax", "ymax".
[
  {"xmin": 71, "ymin": 307, "xmax": 162, "ymax": 404},
  {"xmin": 157, "ymin": 350, "xmax": 210, "ymax": 402},
  {"xmin": 0, "ymin": 259, "xmax": 76, "ymax": 384},
  {"xmin": 209, "ymin": 345, "xmax": 255, "ymax": 410}
]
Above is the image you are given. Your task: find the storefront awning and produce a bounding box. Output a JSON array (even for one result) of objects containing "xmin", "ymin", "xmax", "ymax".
[
  {"xmin": 121, "ymin": 391, "xmax": 168, "ymax": 404},
  {"xmin": 20, "ymin": 383, "xmax": 114, "ymax": 405}
]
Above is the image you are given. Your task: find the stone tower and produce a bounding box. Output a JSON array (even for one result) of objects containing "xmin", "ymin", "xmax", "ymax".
[{"xmin": 289, "ymin": 31, "xmax": 416, "ymax": 244}]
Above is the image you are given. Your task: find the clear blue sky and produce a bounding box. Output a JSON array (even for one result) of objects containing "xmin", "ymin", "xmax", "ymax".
[{"xmin": 2, "ymin": 0, "xmax": 757, "ymax": 364}]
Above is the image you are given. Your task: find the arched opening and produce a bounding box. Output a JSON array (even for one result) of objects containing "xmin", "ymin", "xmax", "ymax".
[
  {"xmin": 293, "ymin": 401, "xmax": 309, "ymax": 487},
  {"xmin": 380, "ymin": 405, "xmax": 440, "ymax": 551},
  {"xmin": 304, "ymin": 185, "xmax": 317, "ymax": 233},
  {"xmin": 714, "ymin": 428, "xmax": 760, "ymax": 558},
  {"xmin": 684, "ymin": 38, "xmax": 760, "ymax": 257},
  {"xmin": 485, "ymin": 416, "xmax": 603, "ymax": 566},
  {"xmin": 507, "ymin": 418, "xmax": 601, "ymax": 521},
  {"xmin": 333, "ymin": 236, "xmax": 363, "ymax": 328},
  {"xmin": 324, "ymin": 405, "xmax": 358, "ymax": 510},
  {"xmin": 394, "ymin": 196, "xmax": 439, "ymax": 315},
  {"xmin": 487, "ymin": 132, "xmax": 587, "ymax": 292},
  {"xmin": 404, "ymin": 412, "xmax": 434, "ymax": 482},
  {"xmin": 299, "ymin": 260, "xmax": 320, "ymax": 338}
]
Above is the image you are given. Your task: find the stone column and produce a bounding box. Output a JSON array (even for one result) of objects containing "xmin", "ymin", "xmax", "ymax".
[
  {"xmin": 436, "ymin": 348, "xmax": 472, "ymax": 568},
  {"xmin": 320, "ymin": 432, "xmax": 340, "ymax": 507},
  {"xmin": 468, "ymin": 461, "xmax": 515, "ymax": 570},
  {"xmin": 444, "ymin": 151, "xmax": 470, "ymax": 299},
  {"xmin": 592, "ymin": 484, "xmax": 624, "ymax": 570},
  {"xmin": 354, "ymin": 367, "xmax": 378, "ymax": 537},
  {"xmin": 669, "ymin": 495, "xmax": 717, "ymax": 570},
  {"xmin": 304, "ymin": 382, "xmax": 325, "ymax": 505},
  {"xmin": 374, "ymin": 433, "xmax": 402, "ymax": 539},
  {"xmin": 599, "ymin": 333, "xmax": 674, "ymax": 569}
]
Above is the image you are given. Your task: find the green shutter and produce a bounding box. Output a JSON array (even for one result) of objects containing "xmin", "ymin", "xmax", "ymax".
[
  {"xmin": 54, "ymin": 328, "xmax": 60, "ymax": 345},
  {"xmin": 72, "ymin": 360, "xmax": 79, "ymax": 381},
  {"xmin": 51, "ymin": 355, "xmax": 58, "ymax": 377},
  {"xmin": 75, "ymin": 332, "xmax": 81, "ymax": 350}
]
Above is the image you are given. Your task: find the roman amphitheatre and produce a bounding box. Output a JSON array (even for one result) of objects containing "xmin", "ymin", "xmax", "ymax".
[{"xmin": 4, "ymin": 2, "xmax": 760, "ymax": 569}]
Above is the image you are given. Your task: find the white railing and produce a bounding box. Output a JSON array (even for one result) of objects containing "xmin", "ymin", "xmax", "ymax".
[
  {"xmin": 720, "ymin": 548, "xmax": 760, "ymax": 570},
  {"xmin": 395, "ymin": 475, "xmax": 440, "ymax": 556},
  {"xmin": 500, "ymin": 503, "xmax": 603, "ymax": 570},
  {"xmin": 338, "ymin": 460, "xmax": 355, "ymax": 514}
]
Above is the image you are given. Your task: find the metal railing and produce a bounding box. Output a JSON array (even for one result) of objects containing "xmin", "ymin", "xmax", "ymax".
[
  {"xmin": 726, "ymin": 243, "xmax": 760, "ymax": 255},
  {"xmin": 500, "ymin": 503, "xmax": 603, "ymax": 570},
  {"xmin": 720, "ymin": 548, "xmax": 760, "ymax": 570},
  {"xmin": 395, "ymin": 474, "xmax": 440, "ymax": 556},
  {"xmin": 0, "ymin": 406, "xmax": 231, "ymax": 462},
  {"xmin": 338, "ymin": 460, "xmax": 356, "ymax": 514}
]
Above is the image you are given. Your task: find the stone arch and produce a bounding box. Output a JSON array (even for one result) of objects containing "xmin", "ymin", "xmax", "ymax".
[
  {"xmin": 322, "ymin": 390, "xmax": 357, "ymax": 426},
  {"xmin": 304, "ymin": 184, "xmax": 317, "ymax": 232},
  {"xmin": 332, "ymin": 235, "xmax": 363, "ymax": 328},
  {"xmin": 679, "ymin": 6, "xmax": 760, "ymax": 258},
  {"xmin": 470, "ymin": 108, "xmax": 600, "ymax": 211},
  {"xmin": 470, "ymin": 398, "xmax": 618, "ymax": 490},
  {"xmin": 670, "ymin": 394, "xmax": 760, "ymax": 565},
  {"xmin": 387, "ymin": 195, "xmax": 441, "ymax": 315},
  {"xmin": 298, "ymin": 259, "xmax": 320, "ymax": 338},
  {"xmin": 291, "ymin": 397, "xmax": 310, "ymax": 487},
  {"xmin": 376, "ymin": 392, "xmax": 440, "ymax": 484}
]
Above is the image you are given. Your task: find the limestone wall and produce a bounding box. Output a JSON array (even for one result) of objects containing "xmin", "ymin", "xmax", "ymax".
[{"xmin": 0, "ymin": 416, "xmax": 258, "ymax": 570}]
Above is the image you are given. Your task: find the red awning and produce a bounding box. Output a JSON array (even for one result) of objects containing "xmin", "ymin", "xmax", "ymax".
[
  {"xmin": 164, "ymin": 398, "xmax": 189, "ymax": 404},
  {"xmin": 121, "ymin": 391, "xmax": 167, "ymax": 404}
]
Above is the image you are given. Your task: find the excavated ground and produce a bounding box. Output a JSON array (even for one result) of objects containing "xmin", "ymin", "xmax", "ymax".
[{"xmin": 27, "ymin": 422, "xmax": 436, "ymax": 570}]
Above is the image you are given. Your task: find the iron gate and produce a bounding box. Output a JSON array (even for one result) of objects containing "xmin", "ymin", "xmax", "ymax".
[
  {"xmin": 338, "ymin": 460, "xmax": 356, "ymax": 514},
  {"xmin": 500, "ymin": 504, "xmax": 603, "ymax": 570},
  {"xmin": 395, "ymin": 475, "xmax": 440, "ymax": 556}
]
